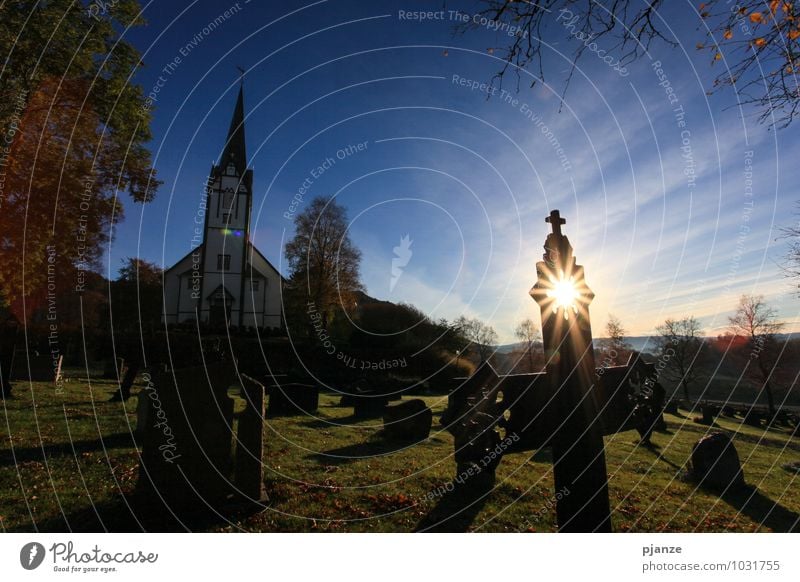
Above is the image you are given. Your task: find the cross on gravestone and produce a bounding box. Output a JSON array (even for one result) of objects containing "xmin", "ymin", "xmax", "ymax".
[
  {"xmin": 531, "ymin": 209, "xmax": 612, "ymax": 532},
  {"xmin": 442, "ymin": 210, "xmax": 619, "ymax": 532},
  {"xmin": 546, "ymin": 209, "xmax": 566, "ymax": 236}
]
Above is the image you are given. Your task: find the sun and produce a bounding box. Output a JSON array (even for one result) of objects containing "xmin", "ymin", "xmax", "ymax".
[{"xmin": 546, "ymin": 274, "xmax": 580, "ymax": 319}]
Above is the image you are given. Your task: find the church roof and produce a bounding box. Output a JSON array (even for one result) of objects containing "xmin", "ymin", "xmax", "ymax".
[{"xmin": 219, "ymin": 84, "xmax": 247, "ymax": 176}]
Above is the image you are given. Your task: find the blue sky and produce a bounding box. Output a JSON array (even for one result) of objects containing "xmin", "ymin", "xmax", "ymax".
[{"xmin": 111, "ymin": 0, "xmax": 800, "ymax": 342}]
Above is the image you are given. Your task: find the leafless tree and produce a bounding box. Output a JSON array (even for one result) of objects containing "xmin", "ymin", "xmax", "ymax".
[
  {"xmin": 655, "ymin": 315, "xmax": 705, "ymax": 405},
  {"xmin": 728, "ymin": 294, "xmax": 785, "ymax": 416},
  {"xmin": 470, "ymin": 1, "xmax": 800, "ymax": 127},
  {"xmin": 455, "ymin": 315, "xmax": 499, "ymax": 363},
  {"xmin": 605, "ymin": 313, "xmax": 631, "ymax": 365},
  {"xmin": 515, "ymin": 317, "xmax": 540, "ymax": 369}
]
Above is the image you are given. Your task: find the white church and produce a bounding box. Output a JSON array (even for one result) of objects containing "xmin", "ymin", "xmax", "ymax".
[{"xmin": 162, "ymin": 85, "xmax": 284, "ymax": 329}]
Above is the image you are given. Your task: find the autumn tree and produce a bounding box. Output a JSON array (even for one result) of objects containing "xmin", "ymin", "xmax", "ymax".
[
  {"xmin": 514, "ymin": 317, "xmax": 540, "ymax": 369},
  {"xmin": 655, "ymin": 315, "xmax": 705, "ymax": 405},
  {"xmin": 728, "ymin": 294, "xmax": 785, "ymax": 417},
  {"xmin": 285, "ymin": 196, "xmax": 363, "ymax": 333},
  {"xmin": 471, "ymin": 1, "xmax": 800, "ymax": 126},
  {"xmin": 0, "ymin": 1, "xmax": 157, "ymax": 397}
]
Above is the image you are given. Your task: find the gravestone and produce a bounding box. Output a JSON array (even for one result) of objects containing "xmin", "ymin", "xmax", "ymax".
[
  {"xmin": 235, "ymin": 375, "xmax": 267, "ymax": 502},
  {"xmin": 691, "ymin": 432, "xmax": 745, "ymax": 490},
  {"xmin": 12, "ymin": 353, "xmax": 54, "ymax": 381},
  {"xmin": 112, "ymin": 362, "xmax": 139, "ymax": 401},
  {"xmin": 383, "ymin": 399, "xmax": 432, "ymax": 442},
  {"xmin": 136, "ymin": 363, "xmax": 237, "ymax": 511},
  {"xmin": 267, "ymin": 383, "xmax": 319, "ymax": 416},
  {"xmin": 530, "ymin": 210, "xmax": 612, "ymax": 532},
  {"xmin": 350, "ymin": 393, "xmax": 390, "ymax": 418},
  {"xmin": 103, "ymin": 357, "xmax": 125, "ymax": 380},
  {"xmin": 664, "ymin": 400, "xmax": 679, "ymax": 415},
  {"xmin": 743, "ymin": 407, "xmax": 763, "ymax": 427},
  {"xmin": 700, "ymin": 403, "xmax": 720, "ymax": 425}
]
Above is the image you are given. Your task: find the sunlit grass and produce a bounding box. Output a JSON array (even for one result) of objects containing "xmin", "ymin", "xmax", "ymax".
[{"xmin": 1, "ymin": 379, "xmax": 797, "ymax": 532}]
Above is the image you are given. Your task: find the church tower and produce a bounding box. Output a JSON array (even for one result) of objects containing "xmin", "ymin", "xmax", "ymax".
[
  {"xmin": 196, "ymin": 85, "xmax": 253, "ymax": 327},
  {"xmin": 162, "ymin": 84, "xmax": 284, "ymax": 330}
]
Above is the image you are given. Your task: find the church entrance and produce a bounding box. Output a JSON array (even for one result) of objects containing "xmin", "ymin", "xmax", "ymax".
[
  {"xmin": 209, "ymin": 299, "xmax": 231, "ymax": 326},
  {"xmin": 207, "ymin": 285, "xmax": 234, "ymax": 327}
]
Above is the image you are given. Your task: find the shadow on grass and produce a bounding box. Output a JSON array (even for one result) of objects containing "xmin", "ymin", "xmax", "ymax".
[
  {"xmin": 10, "ymin": 492, "xmax": 267, "ymax": 533},
  {"xmin": 640, "ymin": 446, "xmax": 684, "ymax": 472},
  {"xmin": 297, "ymin": 415, "xmax": 370, "ymax": 429},
  {"xmin": 0, "ymin": 432, "xmax": 138, "ymax": 468},
  {"xmin": 719, "ymin": 485, "xmax": 800, "ymax": 532},
  {"xmin": 308, "ymin": 436, "xmax": 432, "ymax": 465},
  {"xmin": 414, "ymin": 480, "xmax": 492, "ymax": 532}
]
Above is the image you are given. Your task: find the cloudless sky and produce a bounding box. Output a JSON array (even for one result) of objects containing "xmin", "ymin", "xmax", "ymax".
[{"xmin": 111, "ymin": 0, "xmax": 800, "ymax": 342}]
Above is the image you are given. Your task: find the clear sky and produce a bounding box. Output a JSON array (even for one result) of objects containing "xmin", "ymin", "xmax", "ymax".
[{"xmin": 111, "ymin": 0, "xmax": 800, "ymax": 343}]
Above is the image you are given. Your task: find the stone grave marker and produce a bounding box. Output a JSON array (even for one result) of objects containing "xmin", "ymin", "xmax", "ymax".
[
  {"xmin": 383, "ymin": 399, "xmax": 432, "ymax": 442},
  {"xmin": 267, "ymin": 383, "xmax": 319, "ymax": 416},
  {"xmin": 235, "ymin": 374, "xmax": 267, "ymax": 502},
  {"xmin": 136, "ymin": 362, "xmax": 237, "ymax": 511}
]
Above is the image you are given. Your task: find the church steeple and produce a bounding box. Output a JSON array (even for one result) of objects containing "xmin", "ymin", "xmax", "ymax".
[{"xmin": 219, "ymin": 84, "xmax": 247, "ymax": 176}]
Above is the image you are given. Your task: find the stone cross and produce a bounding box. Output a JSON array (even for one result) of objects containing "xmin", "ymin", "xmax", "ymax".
[
  {"xmin": 546, "ymin": 209, "xmax": 566, "ymax": 236},
  {"xmin": 530, "ymin": 209, "xmax": 612, "ymax": 532}
]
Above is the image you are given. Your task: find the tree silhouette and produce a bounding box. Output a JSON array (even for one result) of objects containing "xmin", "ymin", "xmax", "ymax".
[
  {"xmin": 285, "ymin": 196, "xmax": 363, "ymax": 333},
  {"xmin": 728, "ymin": 294, "xmax": 784, "ymax": 417}
]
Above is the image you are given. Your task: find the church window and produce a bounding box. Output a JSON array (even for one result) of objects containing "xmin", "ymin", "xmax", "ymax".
[
  {"xmin": 222, "ymin": 212, "xmax": 231, "ymax": 224},
  {"xmin": 217, "ymin": 254, "xmax": 231, "ymax": 270}
]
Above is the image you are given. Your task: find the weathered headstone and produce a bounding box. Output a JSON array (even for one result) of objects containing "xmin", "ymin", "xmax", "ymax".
[
  {"xmin": 530, "ymin": 210, "xmax": 612, "ymax": 532},
  {"xmin": 383, "ymin": 399, "xmax": 432, "ymax": 442},
  {"xmin": 112, "ymin": 362, "xmax": 139, "ymax": 401},
  {"xmin": 691, "ymin": 432, "xmax": 745, "ymax": 490},
  {"xmin": 743, "ymin": 407, "xmax": 763, "ymax": 427},
  {"xmin": 235, "ymin": 375, "xmax": 267, "ymax": 502},
  {"xmin": 351, "ymin": 393, "xmax": 390, "ymax": 418},
  {"xmin": 267, "ymin": 383, "xmax": 319, "ymax": 416},
  {"xmin": 136, "ymin": 363, "xmax": 237, "ymax": 511},
  {"xmin": 664, "ymin": 400, "xmax": 679, "ymax": 415},
  {"xmin": 700, "ymin": 403, "xmax": 719, "ymax": 424}
]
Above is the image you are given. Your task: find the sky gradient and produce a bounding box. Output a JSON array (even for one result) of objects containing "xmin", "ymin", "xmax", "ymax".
[{"xmin": 111, "ymin": 0, "xmax": 800, "ymax": 342}]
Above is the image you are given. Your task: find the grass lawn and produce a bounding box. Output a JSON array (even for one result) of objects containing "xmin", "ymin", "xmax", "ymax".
[{"xmin": 1, "ymin": 378, "xmax": 798, "ymax": 532}]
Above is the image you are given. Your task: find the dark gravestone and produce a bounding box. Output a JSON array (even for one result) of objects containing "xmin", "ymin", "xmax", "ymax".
[
  {"xmin": 691, "ymin": 432, "xmax": 745, "ymax": 490},
  {"xmin": 383, "ymin": 399, "xmax": 432, "ymax": 442},
  {"xmin": 664, "ymin": 400, "xmax": 679, "ymax": 415},
  {"xmin": 137, "ymin": 363, "xmax": 237, "ymax": 511},
  {"xmin": 700, "ymin": 404, "xmax": 719, "ymax": 425},
  {"xmin": 531, "ymin": 210, "xmax": 612, "ymax": 533},
  {"xmin": 12, "ymin": 354, "xmax": 54, "ymax": 381},
  {"xmin": 743, "ymin": 407, "xmax": 763, "ymax": 427},
  {"xmin": 267, "ymin": 383, "xmax": 319, "ymax": 416},
  {"xmin": 103, "ymin": 357, "xmax": 125, "ymax": 380},
  {"xmin": 112, "ymin": 362, "xmax": 139, "ymax": 401},
  {"xmin": 235, "ymin": 375, "xmax": 267, "ymax": 502},
  {"xmin": 350, "ymin": 393, "xmax": 390, "ymax": 418}
]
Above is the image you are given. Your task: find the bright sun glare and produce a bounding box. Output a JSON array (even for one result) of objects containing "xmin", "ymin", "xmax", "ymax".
[{"xmin": 546, "ymin": 275, "xmax": 580, "ymax": 319}]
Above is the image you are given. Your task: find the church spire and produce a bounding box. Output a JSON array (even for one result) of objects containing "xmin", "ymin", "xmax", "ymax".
[{"xmin": 219, "ymin": 84, "xmax": 247, "ymax": 176}]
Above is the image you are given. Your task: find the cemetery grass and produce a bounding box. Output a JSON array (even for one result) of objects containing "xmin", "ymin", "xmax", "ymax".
[{"xmin": 1, "ymin": 379, "xmax": 798, "ymax": 532}]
